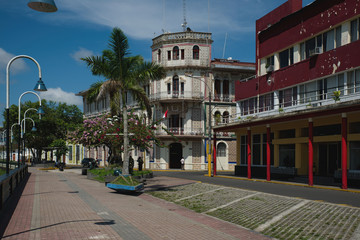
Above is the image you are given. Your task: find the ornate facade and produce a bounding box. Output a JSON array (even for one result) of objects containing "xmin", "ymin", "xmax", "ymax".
[{"xmin": 150, "ymin": 30, "xmax": 255, "ymax": 170}]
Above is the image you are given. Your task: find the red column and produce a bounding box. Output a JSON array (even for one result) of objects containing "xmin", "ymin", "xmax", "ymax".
[
  {"xmin": 247, "ymin": 128, "xmax": 251, "ymax": 179},
  {"xmin": 213, "ymin": 133, "xmax": 217, "ymax": 176},
  {"xmin": 266, "ymin": 125, "xmax": 271, "ymax": 181},
  {"xmin": 308, "ymin": 119, "xmax": 313, "ymax": 186},
  {"xmin": 342, "ymin": 115, "xmax": 348, "ymax": 189}
]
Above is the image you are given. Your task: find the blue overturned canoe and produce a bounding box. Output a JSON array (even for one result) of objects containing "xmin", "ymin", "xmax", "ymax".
[{"xmin": 106, "ymin": 183, "xmax": 144, "ymax": 192}]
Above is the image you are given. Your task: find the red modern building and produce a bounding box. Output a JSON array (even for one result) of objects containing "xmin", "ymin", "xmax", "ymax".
[{"xmin": 214, "ymin": 0, "xmax": 360, "ymax": 189}]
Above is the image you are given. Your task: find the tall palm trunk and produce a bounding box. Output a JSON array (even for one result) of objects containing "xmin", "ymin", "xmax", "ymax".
[{"xmin": 121, "ymin": 91, "xmax": 129, "ymax": 175}]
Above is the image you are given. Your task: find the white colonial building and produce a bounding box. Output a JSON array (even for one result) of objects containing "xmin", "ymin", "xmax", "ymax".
[{"xmin": 147, "ymin": 30, "xmax": 255, "ymax": 170}]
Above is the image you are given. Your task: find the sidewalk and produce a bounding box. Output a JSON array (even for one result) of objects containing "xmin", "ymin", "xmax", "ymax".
[{"xmin": 0, "ymin": 168, "xmax": 269, "ymax": 240}]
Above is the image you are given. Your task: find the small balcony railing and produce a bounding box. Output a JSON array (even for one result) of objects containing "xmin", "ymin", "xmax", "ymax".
[
  {"xmin": 213, "ymin": 94, "xmax": 234, "ymax": 102},
  {"xmin": 155, "ymin": 127, "xmax": 203, "ymax": 136},
  {"xmin": 225, "ymin": 87, "xmax": 360, "ymax": 125},
  {"xmin": 149, "ymin": 91, "xmax": 204, "ymax": 101}
]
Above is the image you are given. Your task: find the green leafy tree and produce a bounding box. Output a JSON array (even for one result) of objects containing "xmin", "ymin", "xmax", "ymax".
[
  {"xmin": 3, "ymin": 100, "xmax": 83, "ymax": 162},
  {"xmin": 50, "ymin": 139, "xmax": 68, "ymax": 163},
  {"xmin": 81, "ymin": 28, "xmax": 165, "ymax": 174}
]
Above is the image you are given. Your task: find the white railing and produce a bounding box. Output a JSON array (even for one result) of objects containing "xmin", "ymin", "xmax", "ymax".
[
  {"xmin": 225, "ymin": 89, "xmax": 360, "ymax": 125},
  {"xmin": 155, "ymin": 127, "xmax": 203, "ymax": 136},
  {"xmin": 150, "ymin": 91, "xmax": 204, "ymax": 101},
  {"xmin": 213, "ymin": 94, "xmax": 235, "ymax": 102},
  {"xmin": 214, "ymin": 131, "xmax": 236, "ymax": 137},
  {"xmin": 160, "ymin": 59, "xmax": 210, "ymax": 68},
  {"xmin": 84, "ymin": 109, "xmax": 110, "ymax": 118}
]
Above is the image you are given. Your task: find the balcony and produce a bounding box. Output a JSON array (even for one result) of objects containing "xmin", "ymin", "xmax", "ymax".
[
  {"xmin": 84, "ymin": 108, "xmax": 110, "ymax": 118},
  {"xmin": 227, "ymin": 88, "xmax": 360, "ymax": 125},
  {"xmin": 213, "ymin": 94, "xmax": 235, "ymax": 102},
  {"xmin": 149, "ymin": 91, "xmax": 204, "ymax": 103},
  {"xmin": 159, "ymin": 58, "xmax": 210, "ymax": 69},
  {"xmin": 155, "ymin": 127, "xmax": 203, "ymax": 138},
  {"xmin": 214, "ymin": 131, "xmax": 236, "ymax": 138}
]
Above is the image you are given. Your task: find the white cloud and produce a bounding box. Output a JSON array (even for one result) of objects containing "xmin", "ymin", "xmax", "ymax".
[
  {"xmin": 39, "ymin": 87, "xmax": 83, "ymax": 106},
  {"xmin": 71, "ymin": 47, "xmax": 94, "ymax": 63},
  {"xmin": 41, "ymin": 0, "xmax": 266, "ymax": 40}
]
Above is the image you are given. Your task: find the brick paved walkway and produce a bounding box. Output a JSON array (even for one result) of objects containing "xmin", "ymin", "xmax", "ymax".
[{"xmin": 0, "ymin": 168, "xmax": 269, "ymax": 240}]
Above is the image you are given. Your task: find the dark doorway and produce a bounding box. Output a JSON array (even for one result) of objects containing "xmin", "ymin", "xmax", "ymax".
[
  {"xmin": 169, "ymin": 143, "xmax": 182, "ymax": 169},
  {"xmin": 318, "ymin": 143, "xmax": 340, "ymax": 176}
]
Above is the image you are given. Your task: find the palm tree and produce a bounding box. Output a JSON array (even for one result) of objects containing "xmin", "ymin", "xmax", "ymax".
[{"xmin": 82, "ymin": 28, "xmax": 165, "ymax": 175}]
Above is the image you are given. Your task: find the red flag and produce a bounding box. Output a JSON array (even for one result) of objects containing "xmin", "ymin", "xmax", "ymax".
[{"xmin": 163, "ymin": 110, "xmax": 168, "ymax": 118}]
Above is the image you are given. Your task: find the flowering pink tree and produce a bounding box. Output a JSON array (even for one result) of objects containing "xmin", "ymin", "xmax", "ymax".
[
  {"xmin": 69, "ymin": 115, "xmax": 109, "ymax": 147},
  {"xmin": 69, "ymin": 112, "xmax": 168, "ymax": 165}
]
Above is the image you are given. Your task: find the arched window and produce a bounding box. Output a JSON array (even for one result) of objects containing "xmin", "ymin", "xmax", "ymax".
[
  {"xmin": 158, "ymin": 49, "xmax": 161, "ymax": 62},
  {"xmin": 223, "ymin": 111, "xmax": 229, "ymax": 123},
  {"xmin": 217, "ymin": 142, "xmax": 227, "ymax": 157},
  {"xmin": 193, "ymin": 45, "xmax": 199, "ymax": 59},
  {"xmin": 173, "ymin": 46, "xmax": 179, "ymax": 60}
]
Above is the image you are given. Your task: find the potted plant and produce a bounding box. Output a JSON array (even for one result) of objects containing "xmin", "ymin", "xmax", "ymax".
[
  {"xmin": 333, "ymin": 90, "xmax": 341, "ymax": 102},
  {"xmin": 214, "ymin": 113, "xmax": 221, "ymax": 125}
]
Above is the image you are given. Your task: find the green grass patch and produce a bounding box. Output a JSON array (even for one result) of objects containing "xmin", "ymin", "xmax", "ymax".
[
  {"xmin": 89, "ymin": 168, "xmax": 152, "ymax": 177},
  {"xmin": 132, "ymin": 170, "xmax": 152, "ymax": 176},
  {"xmin": 89, "ymin": 168, "xmax": 115, "ymax": 182},
  {"xmin": 89, "ymin": 168, "xmax": 114, "ymax": 177},
  {"xmin": 89, "ymin": 167, "xmax": 150, "ymax": 185},
  {"xmin": 0, "ymin": 168, "xmax": 5, "ymax": 176}
]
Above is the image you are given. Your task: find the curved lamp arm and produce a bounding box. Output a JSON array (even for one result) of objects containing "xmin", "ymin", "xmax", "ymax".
[
  {"xmin": 18, "ymin": 91, "xmax": 42, "ymax": 126},
  {"xmin": 7, "ymin": 55, "xmax": 42, "ymax": 109},
  {"xmin": 10, "ymin": 123, "xmax": 20, "ymax": 143},
  {"xmin": 24, "ymin": 108, "xmax": 38, "ymax": 119},
  {"xmin": 21, "ymin": 117, "xmax": 35, "ymax": 137}
]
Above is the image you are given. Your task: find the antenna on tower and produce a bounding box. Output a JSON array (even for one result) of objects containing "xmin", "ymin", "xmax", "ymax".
[
  {"xmin": 163, "ymin": 0, "xmax": 166, "ymax": 33},
  {"xmin": 222, "ymin": 33, "xmax": 228, "ymax": 59},
  {"xmin": 181, "ymin": 0, "xmax": 187, "ymax": 32}
]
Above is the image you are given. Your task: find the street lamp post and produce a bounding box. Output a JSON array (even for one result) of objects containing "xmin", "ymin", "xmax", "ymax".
[
  {"xmin": 5, "ymin": 55, "xmax": 47, "ymax": 174},
  {"xmin": 1, "ymin": 130, "xmax": 6, "ymax": 161},
  {"xmin": 10, "ymin": 123, "xmax": 19, "ymax": 163},
  {"xmin": 23, "ymin": 108, "xmax": 39, "ymax": 161},
  {"xmin": 21, "ymin": 117, "xmax": 36, "ymax": 164},
  {"xmin": 23, "ymin": 108, "xmax": 39, "ymax": 163},
  {"xmin": 18, "ymin": 92, "xmax": 43, "ymax": 167},
  {"xmin": 186, "ymin": 74, "xmax": 213, "ymax": 177}
]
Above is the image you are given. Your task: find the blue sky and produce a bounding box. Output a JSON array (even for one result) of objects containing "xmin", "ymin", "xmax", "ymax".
[{"xmin": 0, "ymin": 0, "xmax": 314, "ymax": 126}]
